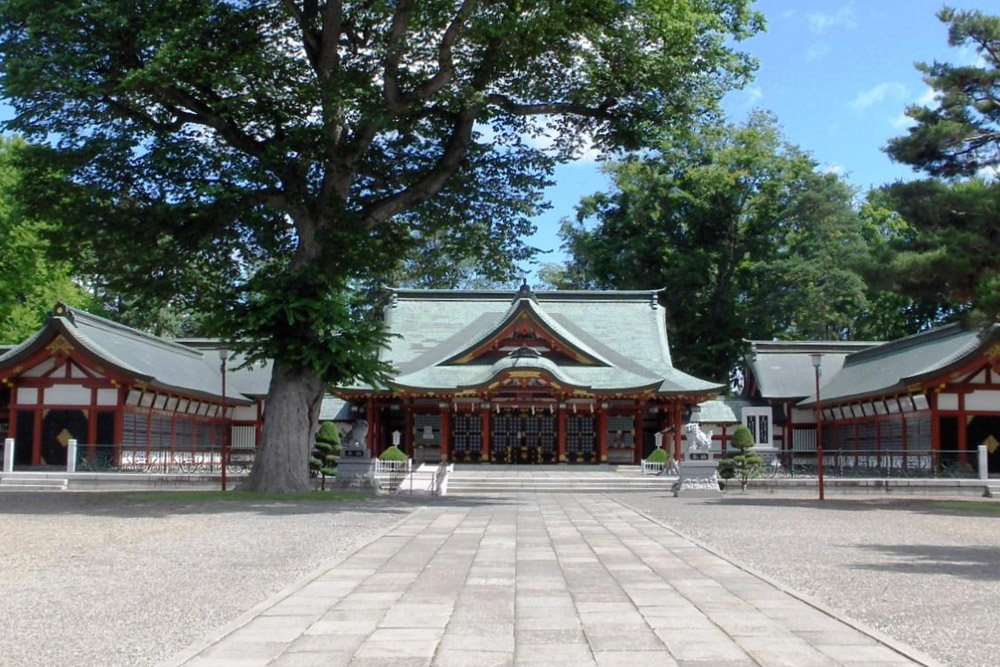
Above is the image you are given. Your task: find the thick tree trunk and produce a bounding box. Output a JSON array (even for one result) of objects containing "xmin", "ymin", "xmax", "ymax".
[{"xmin": 243, "ymin": 365, "xmax": 324, "ymax": 493}]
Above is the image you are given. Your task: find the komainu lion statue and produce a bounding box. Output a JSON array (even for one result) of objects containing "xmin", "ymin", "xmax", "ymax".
[
  {"xmin": 342, "ymin": 419, "xmax": 368, "ymax": 450},
  {"xmin": 685, "ymin": 422, "xmax": 713, "ymax": 452}
]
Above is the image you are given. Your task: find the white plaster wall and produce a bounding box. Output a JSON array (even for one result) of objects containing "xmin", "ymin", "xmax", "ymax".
[
  {"xmin": 96, "ymin": 388, "xmax": 118, "ymax": 406},
  {"xmin": 790, "ymin": 407, "xmax": 815, "ymax": 424},
  {"xmin": 938, "ymin": 394, "xmax": 959, "ymax": 411},
  {"xmin": 16, "ymin": 387, "xmax": 38, "ymax": 405},
  {"xmin": 45, "ymin": 384, "xmax": 90, "ymax": 405},
  {"xmin": 966, "ymin": 389, "xmax": 1000, "ymax": 411},
  {"xmin": 232, "ymin": 405, "xmax": 257, "ymax": 421}
]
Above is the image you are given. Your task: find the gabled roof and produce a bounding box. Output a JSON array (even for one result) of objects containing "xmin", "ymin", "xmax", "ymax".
[
  {"xmin": 0, "ymin": 305, "xmax": 270, "ymax": 403},
  {"xmin": 354, "ymin": 287, "xmax": 722, "ymax": 396},
  {"xmin": 800, "ymin": 323, "xmax": 999, "ymax": 406},
  {"xmin": 745, "ymin": 340, "xmax": 880, "ymax": 400}
]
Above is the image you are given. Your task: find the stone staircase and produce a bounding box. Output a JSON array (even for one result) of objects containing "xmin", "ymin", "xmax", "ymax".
[
  {"xmin": 0, "ymin": 476, "xmax": 69, "ymax": 491},
  {"xmin": 445, "ymin": 464, "xmax": 676, "ymax": 495},
  {"xmin": 985, "ymin": 482, "xmax": 1000, "ymax": 498}
]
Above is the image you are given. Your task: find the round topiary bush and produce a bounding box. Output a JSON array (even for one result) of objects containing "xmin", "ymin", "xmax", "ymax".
[
  {"xmin": 646, "ymin": 447, "xmax": 670, "ymax": 463},
  {"xmin": 730, "ymin": 425, "xmax": 755, "ymax": 450},
  {"xmin": 378, "ymin": 445, "xmax": 409, "ymax": 461}
]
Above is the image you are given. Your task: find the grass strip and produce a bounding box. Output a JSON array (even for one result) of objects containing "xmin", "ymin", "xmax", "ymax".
[{"xmin": 926, "ymin": 500, "xmax": 1000, "ymax": 515}]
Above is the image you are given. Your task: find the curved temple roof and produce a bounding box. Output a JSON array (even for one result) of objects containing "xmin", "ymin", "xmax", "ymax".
[
  {"xmin": 343, "ymin": 287, "xmax": 723, "ymax": 397},
  {"xmin": 0, "ymin": 305, "xmax": 271, "ymax": 404},
  {"xmin": 799, "ymin": 323, "xmax": 1000, "ymax": 406}
]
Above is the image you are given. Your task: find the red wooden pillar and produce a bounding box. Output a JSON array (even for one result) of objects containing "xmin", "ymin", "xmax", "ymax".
[
  {"xmin": 672, "ymin": 402, "xmax": 682, "ymax": 461},
  {"xmin": 404, "ymin": 399, "xmax": 414, "ymax": 458},
  {"xmin": 365, "ymin": 398, "xmax": 375, "ymax": 457},
  {"xmin": 958, "ymin": 392, "xmax": 968, "ymax": 465},
  {"xmin": 33, "ymin": 408, "xmax": 42, "ymax": 465},
  {"xmin": 633, "ymin": 405, "xmax": 644, "ymax": 465},
  {"xmin": 557, "ymin": 403, "xmax": 567, "ymax": 463},
  {"xmin": 597, "ymin": 406, "xmax": 608, "ymax": 463},
  {"xmin": 481, "ymin": 404, "xmax": 491, "ymax": 463},
  {"xmin": 440, "ymin": 403, "xmax": 451, "ymax": 462}
]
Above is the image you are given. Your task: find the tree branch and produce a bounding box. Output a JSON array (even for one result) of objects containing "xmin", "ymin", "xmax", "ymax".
[
  {"xmin": 486, "ymin": 94, "xmax": 619, "ymax": 119},
  {"xmin": 361, "ymin": 109, "xmax": 477, "ymax": 228},
  {"xmin": 383, "ymin": 0, "xmax": 415, "ymax": 111},
  {"xmin": 413, "ymin": 0, "xmax": 478, "ymax": 101}
]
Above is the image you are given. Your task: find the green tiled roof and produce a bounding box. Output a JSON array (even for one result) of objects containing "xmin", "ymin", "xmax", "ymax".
[
  {"xmin": 800, "ymin": 323, "xmax": 996, "ymax": 406},
  {"xmin": 366, "ymin": 288, "xmax": 722, "ymax": 396},
  {"xmin": 0, "ymin": 306, "xmax": 270, "ymax": 403},
  {"xmin": 746, "ymin": 340, "xmax": 880, "ymax": 400}
]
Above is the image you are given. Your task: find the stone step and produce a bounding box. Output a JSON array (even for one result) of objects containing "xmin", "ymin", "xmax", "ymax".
[
  {"xmin": 0, "ymin": 477, "xmax": 69, "ymax": 491},
  {"xmin": 985, "ymin": 484, "xmax": 1000, "ymax": 498}
]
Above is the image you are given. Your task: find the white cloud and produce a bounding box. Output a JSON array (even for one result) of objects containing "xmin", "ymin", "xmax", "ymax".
[
  {"xmin": 808, "ymin": 3, "xmax": 858, "ymax": 34},
  {"xmin": 890, "ymin": 88, "xmax": 939, "ymax": 128},
  {"xmin": 847, "ymin": 82, "xmax": 906, "ymax": 112},
  {"xmin": 781, "ymin": 9, "xmax": 796, "ymax": 19},
  {"xmin": 823, "ymin": 163, "xmax": 844, "ymax": 175},
  {"xmin": 891, "ymin": 111, "xmax": 913, "ymax": 129},
  {"xmin": 805, "ymin": 43, "xmax": 830, "ymax": 61},
  {"xmin": 977, "ymin": 165, "xmax": 999, "ymax": 182},
  {"xmin": 744, "ymin": 86, "xmax": 763, "ymax": 106}
]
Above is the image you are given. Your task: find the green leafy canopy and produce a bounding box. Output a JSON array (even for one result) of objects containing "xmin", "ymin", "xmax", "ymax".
[{"xmin": 0, "ymin": 0, "xmax": 764, "ymax": 385}]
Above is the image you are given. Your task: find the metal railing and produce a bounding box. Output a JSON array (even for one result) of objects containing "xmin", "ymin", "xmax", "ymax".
[
  {"xmin": 758, "ymin": 449, "xmax": 984, "ymax": 480},
  {"xmin": 640, "ymin": 458, "xmax": 678, "ymax": 476},
  {"xmin": 72, "ymin": 442, "xmax": 255, "ymax": 475},
  {"xmin": 374, "ymin": 457, "xmax": 411, "ymax": 491}
]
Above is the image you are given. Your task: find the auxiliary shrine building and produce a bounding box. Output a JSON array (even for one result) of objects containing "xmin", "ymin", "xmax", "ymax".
[
  {"xmin": 336, "ymin": 285, "xmax": 723, "ymax": 464},
  {"xmin": 0, "ymin": 304, "xmax": 269, "ymax": 468}
]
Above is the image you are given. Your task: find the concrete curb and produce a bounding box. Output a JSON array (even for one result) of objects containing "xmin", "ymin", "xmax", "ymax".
[
  {"xmin": 608, "ymin": 494, "xmax": 950, "ymax": 667},
  {"xmin": 155, "ymin": 503, "xmax": 425, "ymax": 667}
]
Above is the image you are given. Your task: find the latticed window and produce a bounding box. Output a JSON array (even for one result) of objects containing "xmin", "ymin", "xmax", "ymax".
[
  {"xmin": 451, "ymin": 413, "xmax": 482, "ymax": 460},
  {"xmin": 566, "ymin": 415, "xmax": 595, "ymax": 459},
  {"xmin": 122, "ymin": 412, "xmax": 148, "ymax": 447},
  {"xmin": 152, "ymin": 415, "xmax": 172, "ymax": 449},
  {"xmin": 607, "ymin": 415, "xmax": 633, "ymax": 448},
  {"xmin": 857, "ymin": 421, "xmax": 877, "ymax": 451},
  {"xmin": 414, "ymin": 414, "xmax": 442, "ymax": 446}
]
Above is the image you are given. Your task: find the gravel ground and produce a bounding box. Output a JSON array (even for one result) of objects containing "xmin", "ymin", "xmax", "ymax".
[
  {"xmin": 0, "ymin": 491, "xmax": 418, "ymax": 667},
  {"xmin": 615, "ymin": 491, "xmax": 1000, "ymax": 667}
]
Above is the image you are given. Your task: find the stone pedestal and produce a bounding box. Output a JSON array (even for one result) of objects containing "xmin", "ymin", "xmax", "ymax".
[
  {"xmin": 674, "ymin": 459, "xmax": 722, "ymax": 498},
  {"xmin": 335, "ymin": 455, "xmax": 375, "ymax": 489}
]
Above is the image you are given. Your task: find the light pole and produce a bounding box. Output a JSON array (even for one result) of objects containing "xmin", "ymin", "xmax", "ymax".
[
  {"xmin": 810, "ymin": 353, "xmax": 825, "ymax": 501},
  {"xmin": 219, "ymin": 347, "xmax": 229, "ymax": 492}
]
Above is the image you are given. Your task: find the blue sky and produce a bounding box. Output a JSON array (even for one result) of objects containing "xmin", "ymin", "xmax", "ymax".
[{"xmin": 525, "ymin": 0, "xmax": 993, "ymax": 277}]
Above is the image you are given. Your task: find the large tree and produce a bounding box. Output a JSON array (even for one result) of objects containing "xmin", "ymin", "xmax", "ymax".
[
  {"xmin": 0, "ymin": 0, "xmax": 762, "ymax": 491},
  {"xmin": 560, "ymin": 113, "xmax": 877, "ymax": 381},
  {"xmin": 886, "ymin": 7, "xmax": 1000, "ymax": 177}
]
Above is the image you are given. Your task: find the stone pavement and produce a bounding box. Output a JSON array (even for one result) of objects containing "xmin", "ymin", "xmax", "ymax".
[{"xmin": 163, "ymin": 495, "xmax": 937, "ymax": 667}]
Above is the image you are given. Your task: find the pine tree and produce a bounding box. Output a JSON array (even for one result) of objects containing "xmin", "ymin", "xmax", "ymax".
[
  {"xmin": 310, "ymin": 422, "xmax": 341, "ymax": 491},
  {"xmin": 720, "ymin": 425, "xmax": 763, "ymax": 492}
]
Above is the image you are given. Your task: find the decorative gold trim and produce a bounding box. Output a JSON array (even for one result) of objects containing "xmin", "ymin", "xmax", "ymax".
[{"xmin": 47, "ymin": 335, "xmax": 74, "ymax": 355}]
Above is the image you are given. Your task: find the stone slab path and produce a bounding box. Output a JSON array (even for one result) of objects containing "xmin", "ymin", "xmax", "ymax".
[{"xmin": 163, "ymin": 495, "xmax": 936, "ymax": 667}]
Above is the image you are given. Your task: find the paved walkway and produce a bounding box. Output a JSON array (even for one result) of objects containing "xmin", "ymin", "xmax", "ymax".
[{"xmin": 164, "ymin": 495, "xmax": 934, "ymax": 667}]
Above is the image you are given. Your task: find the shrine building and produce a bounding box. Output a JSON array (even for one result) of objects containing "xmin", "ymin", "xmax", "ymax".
[
  {"xmin": 335, "ymin": 285, "xmax": 723, "ymax": 464},
  {"xmin": 739, "ymin": 324, "xmax": 1000, "ymax": 473},
  {"xmin": 0, "ymin": 304, "xmax": 269, "ymax": 468}
]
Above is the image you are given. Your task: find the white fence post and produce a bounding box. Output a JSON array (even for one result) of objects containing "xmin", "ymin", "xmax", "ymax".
[
  {"xmin": 979, "ymin": 445, "xmax": 988, "ymax": 482},
  {"xmin": 67, "ymin": 439, "xmax": 78, "ymax": 474},
  {"xmin": 3, "ymin": 438, "xmax": 13, "ymax": 473}
]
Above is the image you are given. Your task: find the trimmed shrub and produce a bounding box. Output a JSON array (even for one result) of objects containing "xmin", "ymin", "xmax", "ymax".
[
  {"xmin": 722, "ymin": 425, "xmax": 762, "ymax": 491},
  {"xmin": 378, "ymin": 445, "xmax": 409, "ymax": 462},
  {"xmin": 310, "ymin": 421, "xmax": 343, "ymax": 490},
  {"xmin": 646, "ymin": 447, "xmax": 670, "ymax": 463},
  {"xmin": 731, "ymin": 425, "xmax": 755, "ymax": 449}
]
